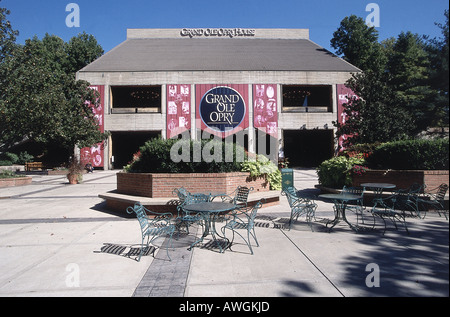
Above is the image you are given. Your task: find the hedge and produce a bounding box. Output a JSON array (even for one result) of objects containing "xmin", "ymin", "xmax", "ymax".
[{"xmin": 366, "ymin": 138, "xmax": 449, "ymax": 170}]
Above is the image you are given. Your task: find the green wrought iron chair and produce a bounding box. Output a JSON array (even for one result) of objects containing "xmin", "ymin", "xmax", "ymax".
[
  {"xmin": 172, "ymin": 187, "xmax": 189, "ymax": 205},
  {"xmin": 176, "ymin": 192, "xmax": 211, "ymax": 234},
  {"xmin": 212, "ymin": 185, "xmax": 254, "ymax": 212},
  {"xmin": 341, "ymin": 186, "xmax": 366, "ymax": 224},
  {"xmin": 370, "ymin": 194, "xmax": 409, "ymax": 234},
  {"xmin": 126, "ymin": 203, "xmax": 176, "ymax": 261},
  {"xmin": 393, "ymin": 183, "xmax": 425, "ymax": 218},
  {"xmin": 221, "ymin": 199, "xmax": 264, "ymax": 255},
  {"xmin": 281, "ymin": 186, "xmax": 317, "ymax": 230},
  {"xmin": 417, "ymin": 183, "xmax": 448, "ymax": 220}
]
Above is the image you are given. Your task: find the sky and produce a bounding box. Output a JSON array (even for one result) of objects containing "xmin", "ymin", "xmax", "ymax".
[{"xmin": 2, "ymin": 0, "xmax": 449, "ymax": 54}]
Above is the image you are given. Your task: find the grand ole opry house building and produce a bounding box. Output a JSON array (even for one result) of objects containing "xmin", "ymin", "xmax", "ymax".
[{"xmin": 76, "ymin": 28, "xmax": 360, "ymax": 170}]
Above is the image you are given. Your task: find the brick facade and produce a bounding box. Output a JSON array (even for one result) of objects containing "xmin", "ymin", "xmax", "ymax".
[
  {"xmin": 0, "ymin": 177, "xmax": 32, "ymax": 188},
  {"xmin": 352, "ymin": 170, "xmax": 449, "ymax": 191},
  {"xmin": 117, "ymin": 172, "xmax": 269, "ymax": 198}
]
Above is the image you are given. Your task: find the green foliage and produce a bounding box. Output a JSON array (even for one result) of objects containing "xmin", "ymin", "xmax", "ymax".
[
  {"xmin": 317, "ymin": 156, "xmax": 365, "ymax": 188},
  {"xmin": 0, "ymin": 3, "xmax": 19, "ymax": 62},
  {"xmin": 366, "ymin": 138, "xmax": 449, "ymax": 170},
  {"xmin": 0, "ymin": 170, "xmax": 19, "ymax": 179},
  {"xmin": 126, "ymin": 138, "xmax": 283, "ymax": 190},
  {"xmin": 332, "ymin": 11, "xmax": 449, "ymax": 147},
  {"xmin": 0, "ymin": 151, "xmax": 34, "ymax": 165},
  {"xmin": 330, "ymin": 15, "xmax": 386, "ymax": 73},
  {"xmin": 241, "ymin": 155, "xmax": 282, "ymax": 190},
  {"xmin": 0, "ymin": 152, "xmax": 18, "ymax": 165},
  {"xmin": 0, "ymin": 23, "xmax": 106, "ymax": 159},
  {"xmin": 127, "ymin": 138, "xmax": 245, "ymax": 174}
]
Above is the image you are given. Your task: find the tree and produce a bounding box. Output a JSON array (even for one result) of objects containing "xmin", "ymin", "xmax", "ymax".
[
  {"xmin": 330, "ymin": 15, "xmax": 387, "ymax": 73},
  {"xmin": 387, "ymin": 31, "xmax": 436, "ymax": 133},
  {"xmin": 0, "ymin": 35, "xmax": 106, "ymax": 150},
  {"xmin": 334, "ymin": 71, "xmax": 414, "ymax": 147},
  {"xmin": 0, "ymin": 1, "xmax": 18, "ymax": 63},
  {"xmin": 332, "ymin": 11, "xmax": 449, "ymax": 148},
  {"xmin": 64, "ymin": 32, "xmax": 104, "ymax": 75},
  {"xmin": 426, "ymin": 9, "xmax": 449, "ymax": 127},
  {"xmin": 1, "ymin": 2, "xmax": 106, "ymax": 164}
]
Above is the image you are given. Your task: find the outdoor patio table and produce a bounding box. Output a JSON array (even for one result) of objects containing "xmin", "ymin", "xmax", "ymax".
[
  {"xmin": 319, "ymin": 193, "xmax": 369, "ymax": 232},
  {"xmin": 361, "ymin": 183, "xmax": 396, "ymax": 204},
  {"xmin": 361, "ymin": 183, "xmax": 396, "ymax": 195},
  {"xmin": 183, "ymin": 201, "xmax": 236, "ymax": 253}
]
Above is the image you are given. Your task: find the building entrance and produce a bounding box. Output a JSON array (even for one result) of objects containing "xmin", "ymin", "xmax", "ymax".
[
  {"xmin": 111, "ymin": 131, "xmax": 160, "ymax": 169},
  {"xmin": 283, "ymin": 130, "xmax": 334, "ymax": 167}
]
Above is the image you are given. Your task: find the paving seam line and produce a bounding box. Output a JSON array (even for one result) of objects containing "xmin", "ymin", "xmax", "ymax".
[{"xmin": 278, "ymin": 228, "xmax": 345, "ymax": 297}]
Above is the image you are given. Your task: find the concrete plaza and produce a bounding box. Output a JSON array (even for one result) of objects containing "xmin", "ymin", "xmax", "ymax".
[{"xmin": 0, "ymin": 169, "xmax": 448, "ymax": 297}]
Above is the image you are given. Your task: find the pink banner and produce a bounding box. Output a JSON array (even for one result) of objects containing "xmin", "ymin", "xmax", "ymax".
[
  {"xmin": 167, "ymin": 84, "xmax": 191, "ymax": 139},
  {"xmin": 336, "ymin": 84, "xmax": 358, "ymax": 151},
  {"xmin": 80, "ymin": 85, "xmax": 105, "ymax": 168},
  {"xmin": 253, "ymin": 84, "xmax": 278, "ymax": 138}
]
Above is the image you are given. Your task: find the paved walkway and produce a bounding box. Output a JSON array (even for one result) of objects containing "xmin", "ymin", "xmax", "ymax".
[{"xmin": 0, "ymin": 169, "xmax": 448, "ymax": 298}]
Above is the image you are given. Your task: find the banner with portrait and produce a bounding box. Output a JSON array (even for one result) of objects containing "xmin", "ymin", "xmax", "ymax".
[
  {"xmin": 167, "ymin": 84, "xmax": 191, "ymax": 139},
  {"xmin": 253, "ymin": 84, "xmax": 278, "ymax": 138},
  {"xmin": 336, "ymin": 84, "xmax": 358, "ymax": 151},
  {"xmin": 80, "ymin": 85, "xmax": 105, "ymax": 168}
]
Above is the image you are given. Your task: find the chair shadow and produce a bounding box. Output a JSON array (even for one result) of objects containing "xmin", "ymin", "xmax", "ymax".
[{"xmin": 94, "ymin": 243, "xmax": 156, "ymax": 261}]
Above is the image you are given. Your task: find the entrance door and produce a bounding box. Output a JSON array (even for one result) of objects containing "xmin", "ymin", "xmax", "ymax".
[
  {"xmin": 283, "ymin": 130, "xmax": 334, "ymax": 167},
  {"xmin": 111, "ymin": 131, "xmax": 160, "ymax": 169}
]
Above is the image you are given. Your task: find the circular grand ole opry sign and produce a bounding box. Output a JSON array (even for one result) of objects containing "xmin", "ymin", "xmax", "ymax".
[{"xmin": 199, "ymin": 86, "xmax": 246, "ymax": 133}]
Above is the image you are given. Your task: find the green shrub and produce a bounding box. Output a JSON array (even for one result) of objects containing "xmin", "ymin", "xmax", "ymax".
[
  {"xmin": 317, "ymin": 156, "xmax": 365, "ymax": 188},
  {"xmin": 0, "ymin": 152, "xmax": 19, "ymax": 166},
  {"xmin": 127, "ymin": 138, "xmax": 245, "ymax": 173},
  {"xmin": 366, "ymin": 138, "xmax": 449, "ymax": 170},
  {"xmin": 241, "ymin": 155, "xmax": 282, "ymax": 190},
  {"xmin": 17, "ymin": 151, "xmax": 34, "ymax": 164},
  {"xmin": 0, "ymin": 152, "xmax": 34, "ymax": 166},
  {"xmin": 0, "ymin": 170, "xmax": 19, "ymax": 179}
]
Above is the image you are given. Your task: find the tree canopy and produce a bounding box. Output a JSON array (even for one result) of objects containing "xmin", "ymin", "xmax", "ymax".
[
  {"xmin": 0, "ymin": 2, "xmax": 106, "ymax": 164},
  {"xmin": 332, "ymin": 12, "xmax": 449, "ymax": 148}
]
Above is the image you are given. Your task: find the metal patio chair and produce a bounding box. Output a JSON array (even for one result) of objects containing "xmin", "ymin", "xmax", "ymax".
[
  {"xmin": 341, "ymin": 186, "xmax": 366, "ymax": 224},
  {"xmin": 126, "ymin": 203, "xmax": 176, "ymax": 261},
  {"xmin": 172, "ymin": 187, "xmax": 189, "ymax": 205},
  {"xmin": 176, "ymin": 192, "xmax": 211, "ymax": 234},
  {"xmin": 281, "ymin": 186, "xmax": 317, "ymax": 230},
  {"xmin": 212, "ymin": 185, "xmax": 254, "ymax": 212},
  {"xmin": 221, "ymin": 199, "xmax": 264, "ymax": 255},
  {"xmin": 393, "ymin": 183, "xmax": 425, "ymax": 218},
  {"xmin": 417, "ymin": 183, "xmax": 449, "ymax": 220},
  {"xmin": 370, "ymin": 194, "xmax": 409, "ymax": 234}
]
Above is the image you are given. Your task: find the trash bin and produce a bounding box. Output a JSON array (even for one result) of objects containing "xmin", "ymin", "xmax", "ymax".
[{"xmin": 281, "ymin": 168, "xmax": 294, "ymax": 190}]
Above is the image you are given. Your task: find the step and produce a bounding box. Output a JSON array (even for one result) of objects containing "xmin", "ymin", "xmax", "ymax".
[{"xmin": 99, "ymin": 190, "xmax": 280, "ymax": 213}]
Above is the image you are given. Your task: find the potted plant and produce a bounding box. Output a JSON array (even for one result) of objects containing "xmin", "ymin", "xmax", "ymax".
[{"xmin": 67, "ymin": 157, "xmax": 83, "ymax": 184}]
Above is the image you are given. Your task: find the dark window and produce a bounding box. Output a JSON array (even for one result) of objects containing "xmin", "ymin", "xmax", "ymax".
[
  {"xmin": 282, "ymin": 85, "xmax": 332, "ymax": 112},
  {"xmin": 111, "ymin": 86, "xmax": 161, "ymax": 113}
]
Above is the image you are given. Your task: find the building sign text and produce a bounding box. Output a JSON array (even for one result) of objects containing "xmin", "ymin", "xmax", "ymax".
[{"xmin": 181, "ymin": 28, "xmax": 256, "ymax": 38}]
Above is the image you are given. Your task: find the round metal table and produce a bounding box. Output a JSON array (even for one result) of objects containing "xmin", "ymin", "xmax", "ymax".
[
  {"xmin": 319, "ymin": 193, "xmax": 367, "ymax": 232},
  {"xmin": 183, "ymin": 202, "xmax": 236, "ymax": 252}
]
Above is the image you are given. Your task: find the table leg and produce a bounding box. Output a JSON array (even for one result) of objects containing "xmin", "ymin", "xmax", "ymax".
[
  {"xmin": 326, "ymin": 201, "xmax": 343, "ymax": 231},
  {"xmin": 188, "ymin": 213, "xmax": 230, "ymax": 253},
  {"xmin": 327, "ymin": 200, "xmax": 373, "ymax": 233},
  {"xmin": 188, "ymin": 213, "xmax": 209, "ymax": 251}
]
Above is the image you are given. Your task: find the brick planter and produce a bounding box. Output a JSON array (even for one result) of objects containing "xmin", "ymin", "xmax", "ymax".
[
  {"xmin": 0, "ymin": 176, "xmax": 32, "ymax": 188},
  {"xmin": 117, "ymin": 172, "xmax": 269, "ymax": 198},
  {"xmin": 352, "ymin": 170, "xmax": 449, "ymax": 190}
]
